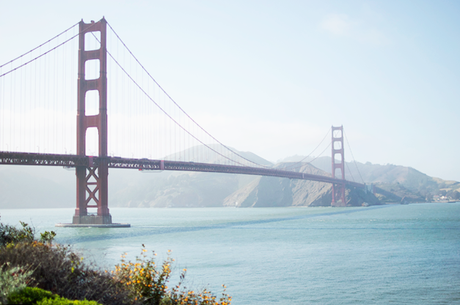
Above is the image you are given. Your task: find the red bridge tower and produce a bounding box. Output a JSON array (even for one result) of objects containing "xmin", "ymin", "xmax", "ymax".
[{"xmin": 73, "ymin": 18, "xmax": 111, "ymax": 225}]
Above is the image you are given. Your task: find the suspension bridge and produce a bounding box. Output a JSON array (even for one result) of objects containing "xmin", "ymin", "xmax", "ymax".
[{"xmin": 0, "ymin": 18, "xmax": 365, "ymax": 226}]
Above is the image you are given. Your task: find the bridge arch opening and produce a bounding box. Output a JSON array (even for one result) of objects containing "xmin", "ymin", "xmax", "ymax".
[
  {"xmin": 85, "ymin": 90, "xmax": 99, "ymax": 116},
  {"xmin": 334, "ymin": 141, "xmax": 342, "ymax": 150},
  {"xmin": 333, "ymin": 129, "xmax": 342, "ymax": 138},
  {"xmin": 333, "ymin": 152, "xmax": 343, "ymax": 163},
  {"xmin": 85, "ymin": 127, "xmax": 99, "ymax": 156},
  {"xmin": 84, "ymin": 31, "xmax": 101, "ymax": 51},
  {"xmin": 85, "ymin": 59, "xmax": 100, "ymax": 80}
]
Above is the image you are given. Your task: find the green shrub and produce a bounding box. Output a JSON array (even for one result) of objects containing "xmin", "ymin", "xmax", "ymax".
[
  {"xmin": 0, "ymin": 221, "xmax": 55, "ymax": 247},
  {"xmin": 7, "ymin": 286, "xmax": 56, "ymax": 304},
  {"xmin": 37, "ymin": 296, "xmax": 102, "ymax": 305},
  {"xmin": 0, "ymin": 263, "xmax": 33, "ymax": 305},
  {"xmin": 0, "ymin": 242, "xmax": 133, "ymax": 305},
  {"xmin": 0, "ymin": 222, "xmax": 34, "ymax": 247},
  {"xmin": 8, "ymin": 287, "xmax": 103, "ymax": 305}
]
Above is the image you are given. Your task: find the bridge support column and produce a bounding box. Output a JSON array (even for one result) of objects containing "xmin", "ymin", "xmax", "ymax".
[
  {"xmin": 331, "ymin": 126, "xmax": 346, "ymax": 207},
  {"xmin": 73, "ymin": 163, "xmax": 111, "ymax": 224},
  {"xmin": 73, "ymin": 18, "xmax": 112, "ymax": 225},
  {"xmin": 332, "ymin": 182, "xmax": 346, "ymax": 207}
]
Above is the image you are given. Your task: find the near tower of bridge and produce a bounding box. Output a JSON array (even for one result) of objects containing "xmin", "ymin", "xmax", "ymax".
[{"xmin": 74, "ymin": 18, "xmax": 110, "ymax": 225}]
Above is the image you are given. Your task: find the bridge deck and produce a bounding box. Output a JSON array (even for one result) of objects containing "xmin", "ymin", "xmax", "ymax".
[{"xmin": 0, "ymin": 152, "xmax": 364, "ymax": 188}]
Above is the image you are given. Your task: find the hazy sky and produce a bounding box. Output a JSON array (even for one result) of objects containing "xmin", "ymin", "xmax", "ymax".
[{"xmin": 1, "ymin": 1, "xmax": 459, "ymax": 181}]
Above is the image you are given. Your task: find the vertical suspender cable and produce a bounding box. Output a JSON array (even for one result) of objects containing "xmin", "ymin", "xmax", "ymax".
[{"xmin": 344, "ymin": 132, "xmax": 364, "ymax": 184}]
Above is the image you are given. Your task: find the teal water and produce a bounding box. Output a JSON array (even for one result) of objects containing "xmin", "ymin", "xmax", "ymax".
[{"xmin": 1, "ymin": 203, "xmax": 459, "ymax": 304}]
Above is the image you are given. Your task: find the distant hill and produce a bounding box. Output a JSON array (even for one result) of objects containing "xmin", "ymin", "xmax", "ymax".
[
  {"xmin": 164, "ymin": 144, "xmax": 273, "ymax": 167},
  {"xmin": 280, "ymin": 155, "xmax": 460, "ymax": 203},
  {"xmin": 223, "ymin": 162, "xmax": 379, "ymax": 207},
  {"xmin": 107, "ymin": 145, "xmax": 273, "ymax": 208},
  {"xmin": 108, "ymin": 170, "xmax": 259, "ymax": 208},
  {"xmin": 0, "ymin": 165, "xmax": 75, "ymax": 209},
  {"xmin": 223, "ymin": 163, "xmax": 332, "ymax": 207}
]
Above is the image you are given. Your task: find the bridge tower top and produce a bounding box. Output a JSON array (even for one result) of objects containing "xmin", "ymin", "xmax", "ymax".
[{"xmin": 77, "ymin": 17, "xmax": 107, "ymax": 157}]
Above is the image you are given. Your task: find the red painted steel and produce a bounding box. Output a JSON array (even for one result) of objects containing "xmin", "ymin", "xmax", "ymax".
[
  {"xmin": 331, "ymin": 126, "xmax": 346, "ymax": 206},
  {"xmin": 74, "ymin": 18, "xmax": 111, "ymax": 224}
]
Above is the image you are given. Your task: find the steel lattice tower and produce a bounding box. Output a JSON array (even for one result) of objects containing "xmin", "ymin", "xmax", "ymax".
[{"xmin": 73, "ymin": 18, "xmax": 111, "ymax": 224}]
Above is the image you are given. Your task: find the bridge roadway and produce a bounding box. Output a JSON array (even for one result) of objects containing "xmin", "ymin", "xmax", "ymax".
[{"xmin": 0, "ymin": 151, "xmax": 365, "ymax": 188}]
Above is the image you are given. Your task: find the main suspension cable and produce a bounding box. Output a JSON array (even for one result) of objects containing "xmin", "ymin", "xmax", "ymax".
[
  {"xmin": 345, "ymin": 161, "xmax": 356, "ymax": 182},
  {"xmin": 104, "ymin": 41, "xmax": 253, "ymax": 167},
  {"xmin": 0, "ymin": 22, "xmax": 97, "ymax": 78},
  {"xmin": 307, "ymin": 142, "xmax": 331, "ymax": 166},
  {"xmin": 344, "ymin": 131, "xmax": 364, "ymax": 183},
  {"xmin": 0, "ymin": 22, "xmax": 79, "ymax": 69},
  {"xmin": 106, "ymin": 21, "xmax": 268, "ymax": 168},
  {"xmin": 284, "ymin": 129, "xmax": 330, "ymax": 170}
]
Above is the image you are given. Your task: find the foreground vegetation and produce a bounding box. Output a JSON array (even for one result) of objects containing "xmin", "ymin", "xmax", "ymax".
[{"xmin": 0, "ymin": 222, "xmax": 231, "ymax": 305}]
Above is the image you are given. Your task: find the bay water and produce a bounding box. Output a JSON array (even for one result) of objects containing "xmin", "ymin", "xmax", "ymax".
[{"xmin": 1, "ymin": 203, "xmax": 459, "ymax": 304}]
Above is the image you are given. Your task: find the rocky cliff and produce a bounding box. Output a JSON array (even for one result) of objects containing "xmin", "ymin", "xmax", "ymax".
[{"xmin": 223, "ymin": 162, "xmax": 380, "ymax": 207}]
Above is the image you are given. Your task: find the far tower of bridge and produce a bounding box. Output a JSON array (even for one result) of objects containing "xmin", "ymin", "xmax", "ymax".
[{"xmin": 331, "ymin": 125, "xmax": 346, "ymax": 206}]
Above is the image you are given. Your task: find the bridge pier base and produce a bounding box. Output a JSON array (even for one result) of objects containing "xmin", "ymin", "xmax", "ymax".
[
  {"xmin": 72, "ymin": 214, "xmax": 112, "ymax": 225},
  {"xmin": 332, "ymin": 182, "xmax": 347, "ymax": 207},
  {"xmin": 56, "ymin": 217, "xmax": 129, "ymax": 228}
]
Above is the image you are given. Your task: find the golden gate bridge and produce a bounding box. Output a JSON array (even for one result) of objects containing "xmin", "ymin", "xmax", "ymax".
[{"xmin": 0, "ymin": 18, "xmax": 365, "ymax": 226}]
